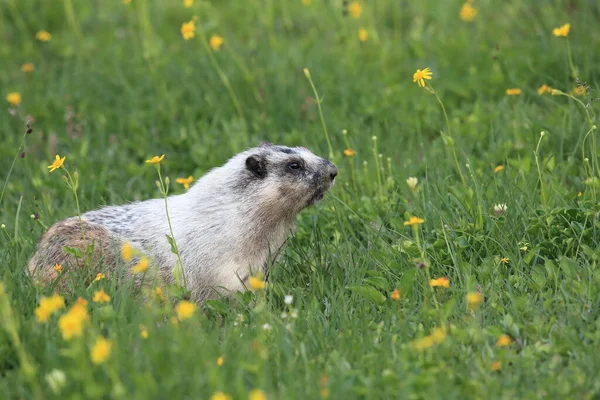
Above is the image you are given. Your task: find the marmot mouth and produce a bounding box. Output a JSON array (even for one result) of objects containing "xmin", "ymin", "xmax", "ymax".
[{"xmin": 307, "ymin": 191, "xmax": 325, "ymax": 206}]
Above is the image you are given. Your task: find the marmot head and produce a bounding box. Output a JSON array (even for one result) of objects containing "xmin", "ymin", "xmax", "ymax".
[{"xmin": 238, "ymin": 143, "xmax": 338, "ymax": 214}]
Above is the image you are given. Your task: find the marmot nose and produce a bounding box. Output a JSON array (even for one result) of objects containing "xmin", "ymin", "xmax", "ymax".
[{"xmin": 329, "ymin": 164, "xmax": 338, "ymax": 180}]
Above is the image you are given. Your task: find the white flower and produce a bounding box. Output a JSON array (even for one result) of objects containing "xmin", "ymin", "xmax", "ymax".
[
  {"xmin": 45, "ymin": 369, "xmax": 67, "ymax": 394},
  {"xmin": 284, "ymin": 295, "xmax": 293, "ymax": 305},
  {"xmin": 290, "ymin": 309, "xmax": 298, "ymax": 319},
  {"xmin": 406, "ymin": 177, "xmax": 418, "ymax": 190},
  {"xmin": 234, "ymin": 313, "xmax": 245, "ymax": 326},
  {"xmin": 493, "ymin": 203, "xmax": 507, "ymax": 216},
  {"xmin": 281, "ymin": 312, "xmax": 288, "ymax": 319},
  {"xmin": 261, "ymin": 323, "xmax": 272, "ymax": 331},
  {"xmin": 0, "ymin": 224, "xmax": 5, "ymax": 229}
]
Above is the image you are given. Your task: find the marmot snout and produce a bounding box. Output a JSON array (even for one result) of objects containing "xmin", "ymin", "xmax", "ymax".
[{"xmin": 28, "ymin": 143, "xmax": 337, "ymax": 302}]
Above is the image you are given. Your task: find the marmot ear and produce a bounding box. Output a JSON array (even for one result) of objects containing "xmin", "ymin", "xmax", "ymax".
[{"xmin": 246, "ymin": 155, "xmax": 267, "ymax": 178}]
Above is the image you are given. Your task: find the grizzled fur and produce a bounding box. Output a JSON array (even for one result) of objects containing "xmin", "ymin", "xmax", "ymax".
[{"xmin": 28, "ymin": 143, "xmax": 338, "ymax": 302}]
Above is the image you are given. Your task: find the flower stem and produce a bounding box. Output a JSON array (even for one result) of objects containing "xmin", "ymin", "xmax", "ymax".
[
  {"xmin": 413, "ymin": 225, "xmax": 441, "ymax": 315},
  {"xmin": 157, "ymin": 168, "xmax": 188, "ymax": 289},
  {"xmin": 196, "ymin": 26, "xmax": 246, "ymax": 126},
  {"xmin": 430, "ymin": 85, "xmax": 466, "ymax": 185},
  {"xmin": 565, "ymin": 39, "xmax": 577, "ymax": 79},
  {"xmin": 534, "ymin": 133, "xmax": 547, "ymax": 209},
  {"xmin": 62, "ymin": 0, "xmax": 82, "ymax": 48},
  {"xmin": 0, "ymin": 130, "xmax": 27, "ymax": 207},
  {"xmin": 303, "ymin": 69, "xmax": 335, "ymax": 162},
  {"xmin": 0, "ymin": 283, "xmax": 44, "ymax": 400},
  {"xmin": 63, "ymin": 168, "xmax": 86, "ymax": 245}
]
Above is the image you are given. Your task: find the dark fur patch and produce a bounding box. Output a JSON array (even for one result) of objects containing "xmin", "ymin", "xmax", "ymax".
[
  {"xmin": 245, "ymin": 154, "xmax": 267, "ymax": 178},
  {"xmin": 274, "ymin": 146, "xmax": 296, "ymax": 155}
]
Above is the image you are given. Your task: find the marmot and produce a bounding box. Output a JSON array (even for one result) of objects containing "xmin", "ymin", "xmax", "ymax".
[{"xmin": 28, "ymin": 143, "xmax": 338, "ymax": 302}]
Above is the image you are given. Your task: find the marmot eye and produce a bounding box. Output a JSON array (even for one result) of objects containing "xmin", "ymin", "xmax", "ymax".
[{"xmin": 287, "ymin": 162, "xmax": 301, "ymax": 170}]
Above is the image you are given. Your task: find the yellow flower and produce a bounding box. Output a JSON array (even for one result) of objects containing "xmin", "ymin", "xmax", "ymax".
[
  {"xmin": 175, "ymin": 300, "xmax": 197, "ymax": 320},
  {"xmin": 404, "ymin": 216, "xmax": 425, "ymax": 226},
  {"xmin": 183, "ymin": 0, "xmax": 193, "ymax": 7},
  {"xmin": 181, "ymin": 20, "xmax": 196, "ymax": 40},
  {"xmin": 537, "ymin": 84, "xmax": 551, "ymax": 95},
  {"xmin": 550, "ymin": 88, "xmax": 560, "ymax": 96},
  {"xmin": 176, "ymin": 175, "xmax": 194, "ymax": 189},
  {"xmin": 145, "ymin": 154, "xmax": 165, "ymax": 164},
  {"xmin": 210, "ymin": 34, "xmax": 224, "ymax": 51},
  {"xmin": 92, "ymin": 289, "xmax": 111, "ymax": 304},
  {"xmin": 140, "ymin": 325, "xmax": 148, "ymax": 339},
  {"xmin": 491, "ymin": 361, "xmax": 502, "ymax": 371},
  {"xmin": 58, "ymin": 300, "xmax": 89, "ymax": 340},
  {"xmin": 47, "ymin": 155, "xmax": 66, "ymax": 172},
  {"xmin": 6, "ymin": 92, "xmax": 21, "ymax": 106},
  {"xmin": 552, "ymin": 23, "xmax": 570, "ymax": 37},
  {"xmin": 249, "ymin": 389, "xmax": 268, "ymax": 400},
  {"xmin": 75, "ymin": 297, "xmax": 88, "ymax": 308},
  {"xmin": 53, "ymin": 263, "xmax": 63, "ymax": 273},
  {"xmin": 343, "ymin": 148, "xmax": 356, "ymax": 157},
  {"xmin": 358, "ymin": 28, "xmax": 368, "ymax": 42},
  {"xmin": 429, "ymin": 277, "xmax": 450, "ymax": 288},
  {"xmin": 122, "ymin": 0, "xmax": 131, "ymax": 4},
  {"xmin": 34, "ymin": 294, "xmax": 65, "ymax": 323},
  {"xmin": 21, "ymin": 63, "xmax": 34, "ymax": 73},
  {"xmin": 493, "ymin": 165, "xmax": 504, "ymax": 173},
  {"xmin": 459, "ymin": 2, "xmax": 477, "ymax": 22},
  {"xmin": 496, "ymin": 334, "xmax": 512, "ymax": 347},
  {"xmin": 406, "ymin": 177, "xmax": 418, "ymax": 189},
  {"xmin": 131, "ymin": 257, "xmax": 149, "ymax": 274},
  {"xmin": 412, "ymin": 67, "xmax": 432, "ymax": 88},
  {"xmin": 302, "ymin": 0, "xmax": 311, "ymax": 5},
  {"xmin": 500, "ymin": 257, "xmax": 509, "ymax": 264},
  {"xmin": 36, "ymin": 30, "xmax": 51, "ymax": 42},
  {"xmin": 430, "ymin": 327, "xmax": 446, "ymax": 344},
  {"xmin": 94, "ymin": 273, "xmax": 106, "ymax": 282},
  {"xmin": 390, "ymin": 289, "xmax": 400, "ymax": 301},
  {"xmin": 154, "ymin": 287, "xmax": 165, "ymax": 301},
  {"xmin": 505, "ymin": 88, "xmax": 521, "ymax": 96},
  {"xmin": 411, "ymin": 327, "xmax": 446, "ymax": 350},
  {"xmin": 572, "ymin": 86, "xmax": 585, "ymax": 96},
  {"xmin": 248, "ymin": 276, "xmax": 267, "ymax": 291},
  {"xmin": 319, "ymin": 375, "xmax": 328, "ymax": 398},
  {"xmin": 217, "ymin": 356, "xmax": 224, "ymax": 366},
  {"xmin": 121, "ymin": 242, "xmax": 133, "ymax": 262},
  {"xmin": 211, "ymin": 392, "xmax": 231, "ymax": 400},
  {"xmin": 466, "ymin": 292, "xmax": 484, "ymax": 310},
  {"xmin": 348, "ymin": 2, "xmax": 362, "ymax": 18},
  {"xmin": 411, "ymin": 335, "xmax": 435, "ymax": 350},
  {"xmin": 90, "ymin": 337, "xmax": 112, "ymax": 365}
]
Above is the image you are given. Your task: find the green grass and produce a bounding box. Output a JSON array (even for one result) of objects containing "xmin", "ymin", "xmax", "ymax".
[{"xmin": 2, "ymin": 0, "xmax": 600, "ymax": 398}]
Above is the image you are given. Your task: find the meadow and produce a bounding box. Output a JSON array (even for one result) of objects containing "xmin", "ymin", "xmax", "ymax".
[{"xmin": 1, "ymin": 0, "xmax": 600, "ymax": 398}]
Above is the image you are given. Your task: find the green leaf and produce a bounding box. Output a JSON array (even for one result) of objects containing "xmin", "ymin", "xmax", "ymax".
[
  {"xmin": 167, "ymin": 284, "xmax": 191, "ymax": 301},
  {"xmin": 204, "ymin": 300, "xmax": 230, "ymax": 316},
  {"xmin": 399, "ymin": 269, "xmax": 418, "ymax": 296},
  {"xmin": 558, "ymin": 256, "xmax": 578, "ymax": 279},
  {"xmin": 347, "ymin": 285, "xmax": 386, "ymax": 304},
  {"xmin": 165, "ymin": 234, "xmax": 178, "ymax": 254},
  {"xmin": 364, "ymin": 276, "xmax": 389, "ymax": 291},
  {"xmin": 63, "ymin": 246, "xmax": 83, "ymax": 258}
]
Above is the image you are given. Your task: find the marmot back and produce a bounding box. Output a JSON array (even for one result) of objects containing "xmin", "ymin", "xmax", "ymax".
[{"xmin": 28, "ymin": 143, "xmax": 338, "ymax": 302}]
